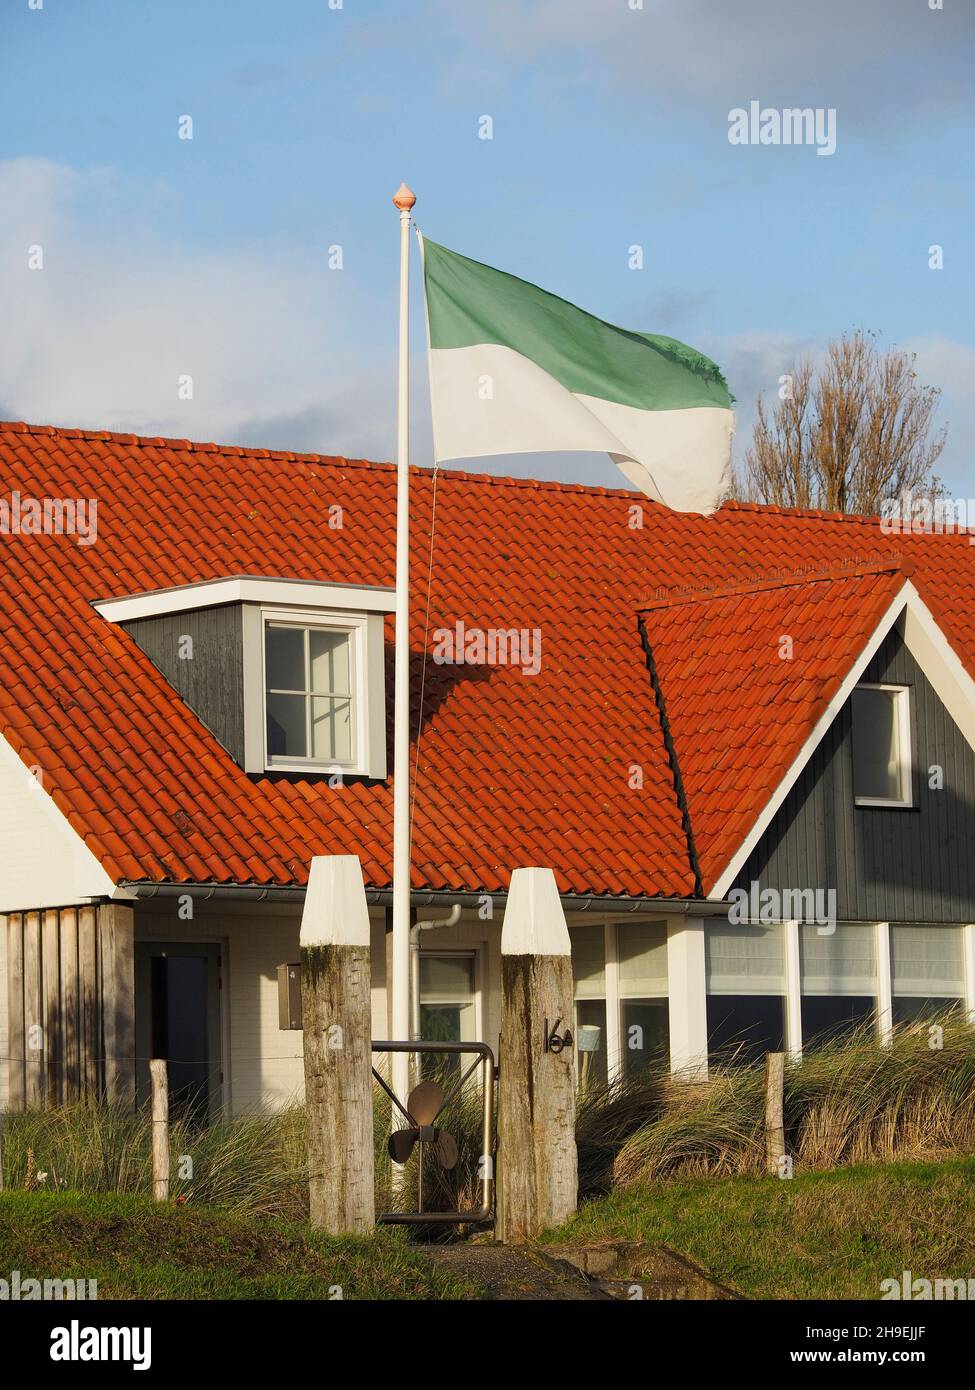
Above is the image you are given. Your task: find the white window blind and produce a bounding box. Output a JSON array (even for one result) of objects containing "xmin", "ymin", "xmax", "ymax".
[
  {"xmin": 618, "ymin": 923, "xmax": 668, "ymax": 998},
  {"xmin": 419, "ymin": 954, "xmax": 475, "ymax": 1006},
  {"xmin": 706, "ymin": 922, "xmax": 785, "ymax": 996},
  {"xmin": 571, "ymin": 926, "xmax": 605, "ymax": 999},
  {"xmin": 890, "ymin": 925, "xmax": 965, "ymax": 998},
  {"xmin": 851, "ymin": 685, "xmax": 911, "ymax": 805},
  {"xmin": 800, "ymin": 922, "xmax": 876, "ymax": 996}
]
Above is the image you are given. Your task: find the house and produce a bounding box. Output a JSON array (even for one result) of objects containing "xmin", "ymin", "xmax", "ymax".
[{"xmin": 2, "ymin": 419, "xmax": 975, "ymax": 1117}]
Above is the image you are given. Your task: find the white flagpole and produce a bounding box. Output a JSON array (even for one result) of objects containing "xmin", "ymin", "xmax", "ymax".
[{"xmin": 391, "ymin": 183, "xmax": 416, "ymax": 1112}]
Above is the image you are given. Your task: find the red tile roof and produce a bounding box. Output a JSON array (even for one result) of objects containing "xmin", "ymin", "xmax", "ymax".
[
  {"xmin": 2, "ymin": 419, "xmax": 974, "ymax": 900},
  {"xmin": 640, "ymin": 563, "xmax": 912, "ymax": 890}
]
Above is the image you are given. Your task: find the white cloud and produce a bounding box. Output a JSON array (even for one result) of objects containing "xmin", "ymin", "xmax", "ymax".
[
  {"xmin": 0, "ymin": 158, "xmax": 393, "ymax": 458},
  {"xmin": 442, "ymin": 0, "xmax": 974, "ymax": 127},
  {"xmin": 2, "ymin": 159, "xmax": 968, "ymax": 499}
]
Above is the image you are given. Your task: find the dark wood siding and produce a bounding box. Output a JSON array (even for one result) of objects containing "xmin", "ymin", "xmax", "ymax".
[
  {"xmin": 123, "ymin": 605, "xmax": 245, "ymax": 764},
  {"xmin": 735, "ymin": 620, "xmax": 975, "ymax": 922}
]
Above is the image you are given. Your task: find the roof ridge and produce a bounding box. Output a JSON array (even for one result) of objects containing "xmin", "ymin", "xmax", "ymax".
[
  {"xmin": 0, "ymin": 418, "xmax": 384, "ymax": 471},
  {"xmin": 639, "ymin": 554, "xmax": 912, "ymax": 612},
  {"xmin": 6, "ymin": 418, "xmax": 975, "ymax": 520},
  {"xmin": 722, "ymin": 496, "xmax": 975, "ymax": 534},
  {"xmin": 723, "ymin": 497, "xmax": 886, "ymax": 524},
  {"xmin": 0, "ymin": 418, "xmax": 647, "ymax": 499}
]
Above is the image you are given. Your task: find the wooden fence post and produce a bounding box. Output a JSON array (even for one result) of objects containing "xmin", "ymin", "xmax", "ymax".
[
  {"xmin": 764, "ymin": 1051, "xmax": 786, "ymax": 1175},
  {"xmin": 300, "ymin": 854, "xmax": 375, "ymax": 1234},
  {"xmin": 150, "ymin": 1059, "xmax": 170, "ymax": 1201},
  {"xmin": 498, "ymin": 867, "xmax": 578, "ymax": 1243}
]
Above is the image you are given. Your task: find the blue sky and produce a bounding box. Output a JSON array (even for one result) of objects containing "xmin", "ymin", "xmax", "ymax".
[{"xmin": 2, "ymin": 0, "xmax": 973, "ymax": 493}]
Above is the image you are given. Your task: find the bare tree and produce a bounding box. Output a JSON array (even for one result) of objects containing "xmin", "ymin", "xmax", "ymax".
[{"xmin": 735, "ymin": 331, "xmax": 947, "ymax": 514}]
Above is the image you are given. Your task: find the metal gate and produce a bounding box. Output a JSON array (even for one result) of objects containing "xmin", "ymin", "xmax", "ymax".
[{"xmin": 371, "ymin": 1040, "xmax": 495, "ymax": 1225}]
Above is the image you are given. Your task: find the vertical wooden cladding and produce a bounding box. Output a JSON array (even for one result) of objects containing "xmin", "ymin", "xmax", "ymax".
[
  {"xmin": 5, "ymin": 913, "xmax": 26, "ymax": 1109},
  {"xmin": 122, "ymin": 605, "xmax": 245, "ymax": 765},
  {"xmin": 738, "ymin": 625, "xmax": 975, "ymax": 923},
  {"xmin": 2, "ymin": 903, "xmax": 134, "ymax": 1110}
]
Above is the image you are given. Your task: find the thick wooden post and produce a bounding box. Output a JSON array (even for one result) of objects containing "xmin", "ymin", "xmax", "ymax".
[
  {"xmin": 764, "ymin": 1051, "xmax": 786, "ymax": 1175},
  {"xmin": 300, "ymin": 855, "xmax": 375, "ymax": 1234},
  {"xmin": 498, "ymin": 867, "xmax": 578, "ymax": 1243},
  {"xmin": 150, "ymin": 1060, "xmax": 170, "ymax": 1201}
]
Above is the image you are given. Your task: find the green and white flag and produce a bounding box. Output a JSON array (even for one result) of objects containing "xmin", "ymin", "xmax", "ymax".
[{"xmin": 420, "ymin": 236, "xmax": 733, "ymax": 514}]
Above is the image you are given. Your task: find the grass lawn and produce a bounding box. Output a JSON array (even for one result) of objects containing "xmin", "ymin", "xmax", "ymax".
[
  {"xmin": 0, "ymin": 1192, "xmax": 479, "ymax": 1300},
  {"xmin": 543, "ymin": 1156, "xmax": 975, "ymax": 1299}
]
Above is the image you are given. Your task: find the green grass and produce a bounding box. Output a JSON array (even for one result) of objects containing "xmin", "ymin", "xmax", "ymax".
[
  {"xmin": 544, "ymin": 1156, "xmax": 975, "ymax": 1299},
  {"xmin": 0, "ymin": 1191, "xmax": 479, "ymax": 1300},
  {"xmin": 576, "ymin": 1013, "xmax": 975, "ymax": 1193}
]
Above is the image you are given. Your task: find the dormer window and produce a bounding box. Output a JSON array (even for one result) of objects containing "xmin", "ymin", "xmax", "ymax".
[
  {"xmin": 851, "ymin": 683, "xmax": 912, "ymax": 808},
  {"xmin": 264, "ymin": 617, "xmax": 358, "ymax": 769},
  {"xmin": 246, "ymin": 596, "xmax": 390, "ymax": 778},
  {"xmin": 94, "ymin": 576, "xmax": 392, "ymax": 780}
]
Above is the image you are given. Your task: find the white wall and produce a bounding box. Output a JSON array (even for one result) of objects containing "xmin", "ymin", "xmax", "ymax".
[
  {"xmin": 134, "ymin": 899, "xmax": 505, "ymax": 1114},
  {"xmin": 136, "ymin": 898, "xmax": 393, "ymax": 1113},
  {"xmin": 0, "ymin": 734, "xmax": 115, "ymax": 913},
  {"xmin": 0, "ymin": 927, "xmax": 7, "ymax": 1109}
]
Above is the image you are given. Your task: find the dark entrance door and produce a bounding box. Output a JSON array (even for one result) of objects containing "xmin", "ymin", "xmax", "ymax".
[{"xmin": 135, "ymin": 943, "xmax": 222, "ymax": 1120}]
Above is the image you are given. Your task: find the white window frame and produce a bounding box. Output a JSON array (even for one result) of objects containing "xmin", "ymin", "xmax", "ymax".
[
  {"xmin": 852, "ymin": 682, "xmax": 913, "ymax": 809},
  {"xmin": 570, "ymin": 919, "xmax": 671, "ymax": 1084},
  {"xmin": 417, "ymin": 947, "xmax": 483, "ymax": 1044},
  {"xmin": 241, "ymin": 603, "xmax": 386, "ymax": 778},
  {"xmin": 261, "ymin": 608, "xmax": 366, "ymax": 774}
]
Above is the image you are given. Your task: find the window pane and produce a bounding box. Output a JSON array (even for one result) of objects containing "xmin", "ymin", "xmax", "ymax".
[
  {"xmin": 801, "ymin": 995, "xmax": 875, "ymax": 1045},
  {"xmin": 707, "ymin": 995, "xmax": 785, "ymax": 1065},
  {"xmin": 419, "ymin": 954, "xmax": 476, "ymax": 1078},
  {"xmin": 311, "ymin": 695, "xmax": 353, "ymax": 763},
  {"xmin": 892, "ymin": 997, "xmax": 963, "ymax": 1026},
  {"xmin": 622, "ymin": 999, "xmax": 669, "ymax": 1075},
  {"xmin": 706, "ymin": 922, "xmax": 785, "ymax": 995},
  {"xmin": 309, "ymin": 628, "xmax": 351, "ymax": 695},
  {"xmin": 265, "ymin": 624, "xmax": 305, "ymax": 692},
  {"xmin": 571, "ymin": 926, "xmax": 605, "ymax": 999},
  {"xmin": 852, "ymin": 687, "xmax": 902, "ymax": 800},
  {"xmin": 266, "ymin": 692, "xmax": 306, "ymax": 757},
  {"xmin": 575, "ymin": 999, "xmax": 607, "ymax": 1088},
  {"xmin": 800, "ymin": 922, "xmax": 876, "ymax": 996},
  {"xmin": 619, "ymin": 923, "xmax": 668, "ymax": 998},
  {"xmin": 890, "ymin": 925, "xmax": 965, "ymax": 997}
]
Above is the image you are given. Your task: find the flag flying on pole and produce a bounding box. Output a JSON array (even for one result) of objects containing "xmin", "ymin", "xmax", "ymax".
[{"xmin": 420, "ymin": 236, "xmax": 733, "ymax": 514}]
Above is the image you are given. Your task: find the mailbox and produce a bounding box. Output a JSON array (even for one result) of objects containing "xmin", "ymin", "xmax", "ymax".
[{"xmin": 277, "ymin": 963, "xmax": 303, "ymax": 1030}]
